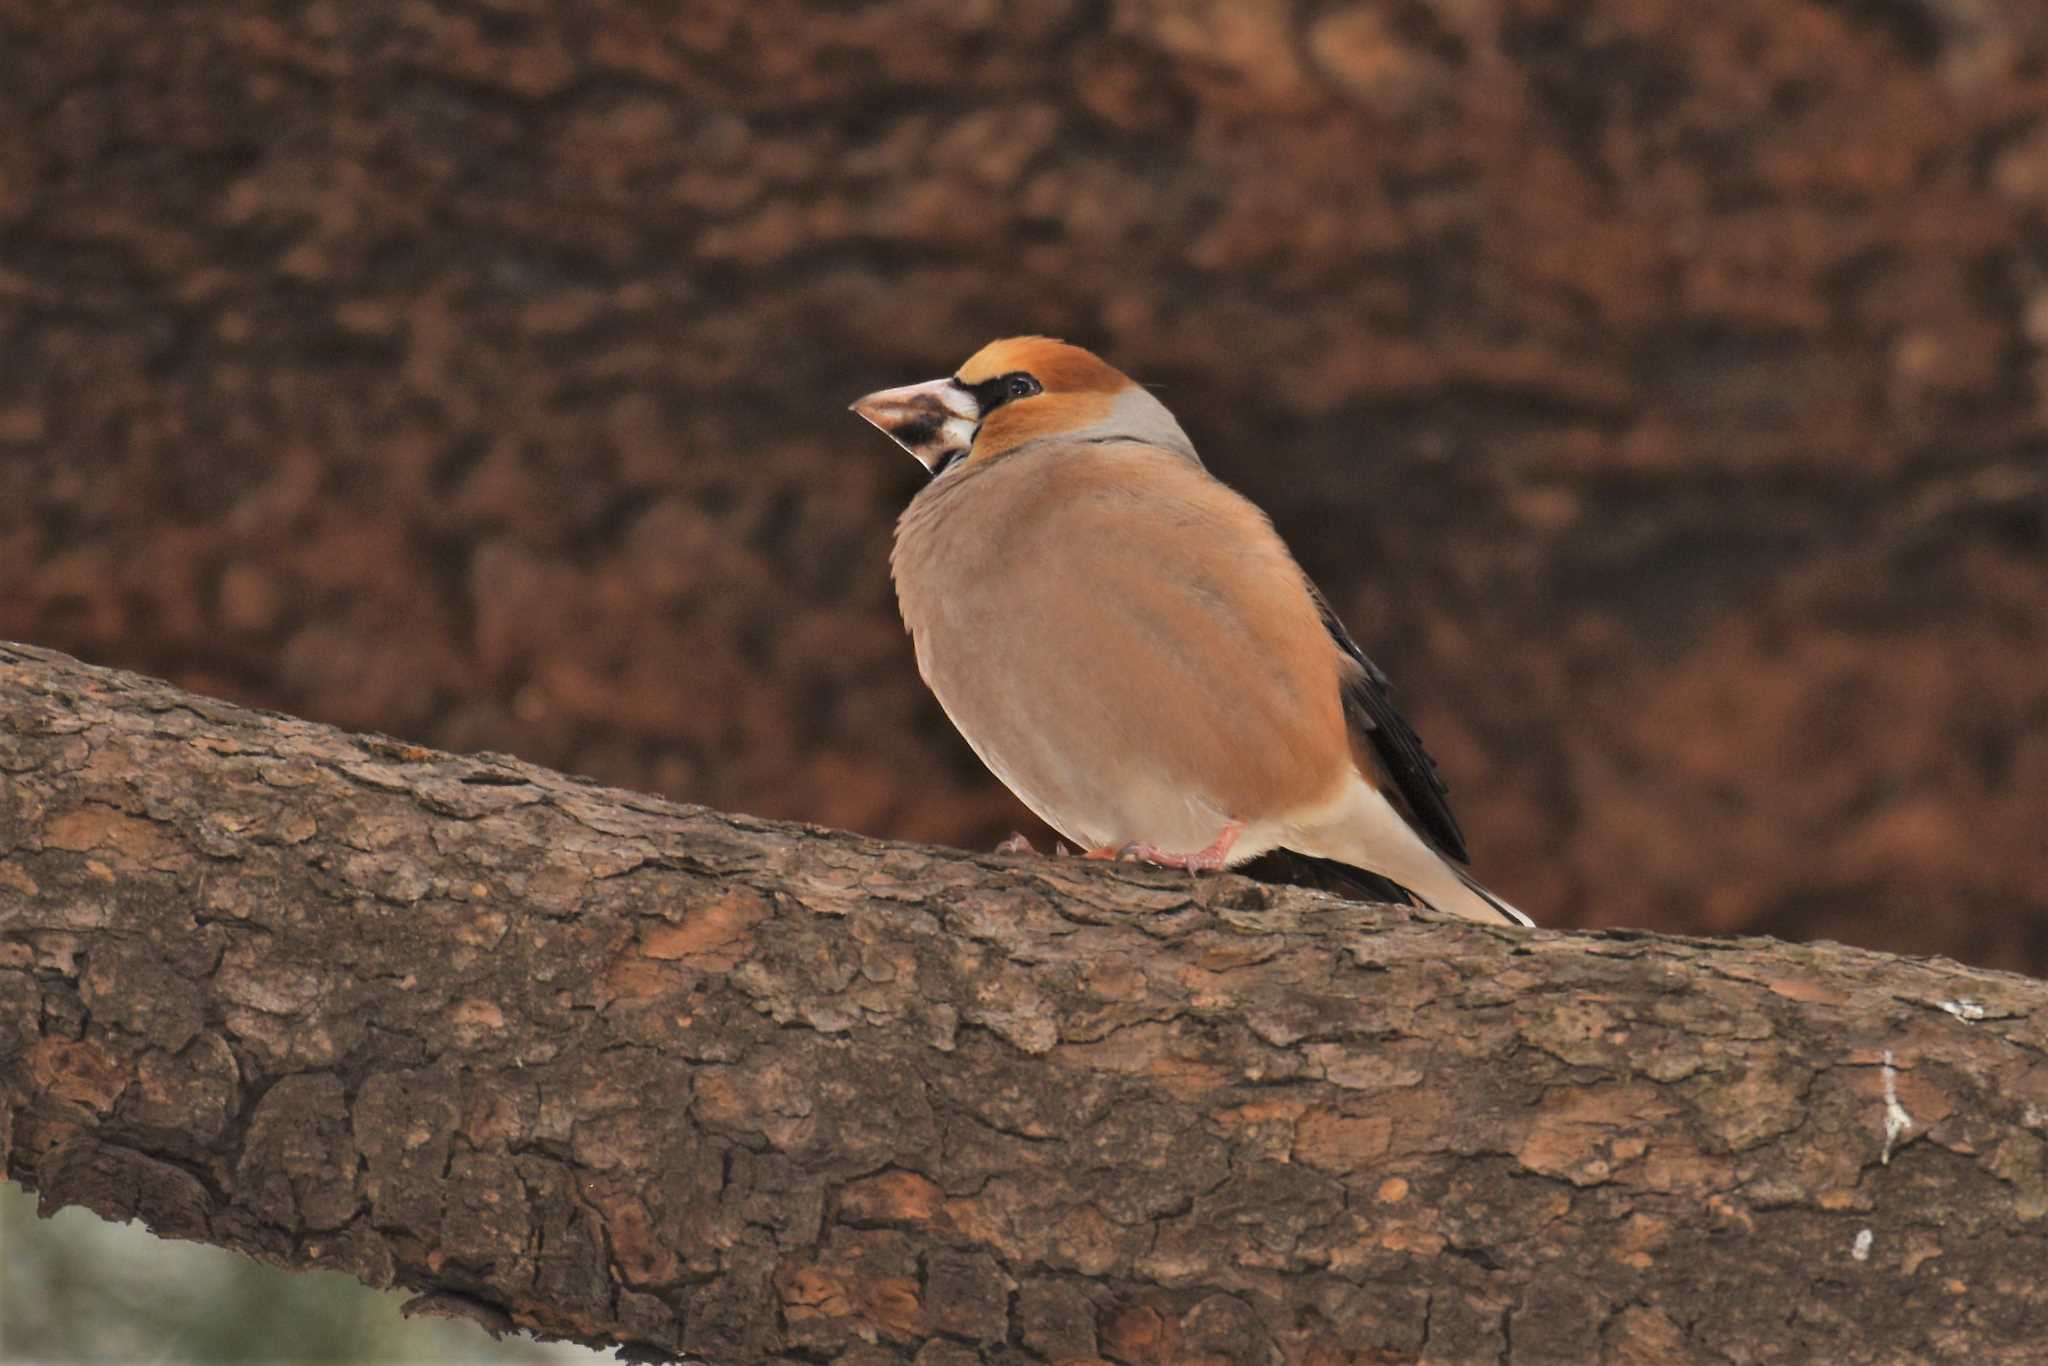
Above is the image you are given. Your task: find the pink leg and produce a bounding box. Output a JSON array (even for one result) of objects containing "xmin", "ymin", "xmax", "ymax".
[{"xmin": 1085, "ymin": 821, "xmax": 1245, "ymax": 872}]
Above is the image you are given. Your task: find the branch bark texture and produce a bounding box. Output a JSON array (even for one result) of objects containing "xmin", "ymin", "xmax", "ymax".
[{"xmin": 3, "ymin": 642, "xmax": 2047, "ymax": 1364}]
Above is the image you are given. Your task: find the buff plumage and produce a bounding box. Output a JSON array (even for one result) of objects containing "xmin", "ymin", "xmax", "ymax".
[{"xmin": 853, "ymin": 337, "xmax": 1529, "ymax": 926}]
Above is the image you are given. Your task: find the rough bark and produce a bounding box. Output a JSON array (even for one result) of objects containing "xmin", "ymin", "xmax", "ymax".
[
  {"xmin": 3, "ymin": 0, "xmax": 2046, "ymax": 972},
  {"xmin": 4, "ymin": 643, "xmax": 2048, "ymax": 1364}
]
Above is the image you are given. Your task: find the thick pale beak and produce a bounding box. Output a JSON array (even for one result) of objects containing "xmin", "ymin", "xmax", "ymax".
[{"xmin": 850, "ymin": 378, "xmax": 980, "ymax": 475}]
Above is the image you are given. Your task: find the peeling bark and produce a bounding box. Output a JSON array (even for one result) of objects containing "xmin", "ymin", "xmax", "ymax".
[{"xmin": 3, "ymin": 641, "xmax": 2048, "ymax": 1364}]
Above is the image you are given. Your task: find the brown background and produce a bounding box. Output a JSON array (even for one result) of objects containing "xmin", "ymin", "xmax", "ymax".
[{"xmin": 2, "ymin": 0, "xmax": 2043, "ymax": 969}]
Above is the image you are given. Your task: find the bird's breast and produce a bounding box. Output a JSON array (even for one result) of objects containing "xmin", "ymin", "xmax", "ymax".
[{"xmin": 889, "ymin": 445, "xmax": 1353, "ymax": 854}]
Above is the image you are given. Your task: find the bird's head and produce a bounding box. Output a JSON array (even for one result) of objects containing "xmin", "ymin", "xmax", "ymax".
[{"xmin": 851, "ymin": 336, "xmax": 1194, "ymax": 477}]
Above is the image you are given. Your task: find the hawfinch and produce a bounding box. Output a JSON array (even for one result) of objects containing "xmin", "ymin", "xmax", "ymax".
[{"xmin": 853, "ymin": 337, "xmax": 1530, "ymax": 926}]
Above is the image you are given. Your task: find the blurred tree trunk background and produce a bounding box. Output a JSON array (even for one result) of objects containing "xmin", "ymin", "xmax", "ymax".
[{"xmin": 1, "ymin": 0, "xmax": 2044, "ymax": 969}]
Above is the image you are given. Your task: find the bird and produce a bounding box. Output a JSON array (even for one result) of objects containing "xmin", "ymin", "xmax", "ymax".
[{"xmin": 851, "ymin": 337, "xmax": 1530, "ymax": 926}]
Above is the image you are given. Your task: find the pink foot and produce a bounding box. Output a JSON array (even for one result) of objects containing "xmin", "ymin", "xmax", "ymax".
[
  {"xmin": 1084, "ymin": 821, "xmax": 1244, "ymax": 872},
  {"xmin": 994, "ymin": 832, "xmax": 1037, "ymax": 855}
]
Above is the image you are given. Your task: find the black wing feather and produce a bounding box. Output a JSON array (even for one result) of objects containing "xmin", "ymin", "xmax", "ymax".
[
  {"xmin": 1237, "ymin": 849, "xmax": 1422, "ymax": 906},
  {"xmin": 1310, "ymin": 586, "xmax": 1470, "ymax": 865}
]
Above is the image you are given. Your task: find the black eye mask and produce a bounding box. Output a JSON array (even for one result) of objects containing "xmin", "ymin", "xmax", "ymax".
[{"xmin": 957, "ymin": 370, "xmax": 1043, "ymax": 415}]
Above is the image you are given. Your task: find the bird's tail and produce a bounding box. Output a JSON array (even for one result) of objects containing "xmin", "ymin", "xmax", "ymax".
[
  {"xmin": 1304, "ymin": 778, "xmax": 1535, "ymax": 926},
  {"xmin": 1438, "ymin": 866, "xmax": 1533, "ymax": 927},
  {"xmin": 1242, "ymin": 849, "xmax": 1534, "ymax": 927},
  {"xmin": 1399, "ymin": 848, "xmax": 1535, "ymax": 926}
]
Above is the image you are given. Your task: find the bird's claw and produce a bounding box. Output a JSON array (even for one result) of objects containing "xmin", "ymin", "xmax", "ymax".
[
  {"xmin": 1081, "ymin": 823, "xmax": 1244, "ymax": 872},
  {"xmin": 1115, "ymin": 840, "xmax": 1219, "ymax": 871}
]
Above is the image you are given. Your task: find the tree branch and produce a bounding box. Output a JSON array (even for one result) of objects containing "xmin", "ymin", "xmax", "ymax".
[{"xmin": 2, "ymin": 642, "xmax": 2046, "ymax": 1363}]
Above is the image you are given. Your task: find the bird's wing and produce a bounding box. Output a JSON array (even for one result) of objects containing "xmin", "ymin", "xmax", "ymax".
[
  {"xmin": 1309, "ymin": 585, "xmax": 1470, "ymax": 865},
  {"xmin": 1235, "ymin": 848, "xmax": 1422, "ymax": 905}
]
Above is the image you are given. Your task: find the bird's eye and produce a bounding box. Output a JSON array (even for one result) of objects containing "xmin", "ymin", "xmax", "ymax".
[{"xmin": 957, "ymin": 369, "xmax": 1044, "ymax": 414}]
